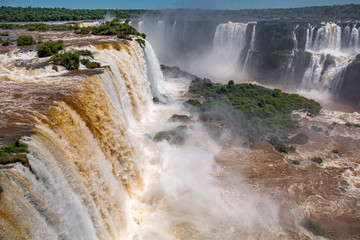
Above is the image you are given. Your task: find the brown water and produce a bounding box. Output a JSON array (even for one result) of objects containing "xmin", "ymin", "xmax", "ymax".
[{"xmin": 0, "ymin": 31, "xmax": 359, "ymax": 240}]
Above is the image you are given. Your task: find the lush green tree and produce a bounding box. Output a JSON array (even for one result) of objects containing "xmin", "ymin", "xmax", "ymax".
[
  {"xmin": 16, "ymin": 35, "xmax": 35, "ymax": 46},
  {"xmin": 37, "ymin": 40, "xmax": 63, "ymax": 57}
]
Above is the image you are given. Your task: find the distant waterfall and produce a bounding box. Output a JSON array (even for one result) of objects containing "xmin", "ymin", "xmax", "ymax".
[
  {"xmin": 212, "ymin": 22, "xmax": 249, "ymax": 78},
  {"xmin": 301, "ymin": 22, "xmax": 359, "ymax": 93},
  {"xmin": 284, "ymin": 25, "xmax": 299, "ymax": 81},
  {"xmin": 243, "ymin": 23, "xmax": 257, "ymax": 73}
]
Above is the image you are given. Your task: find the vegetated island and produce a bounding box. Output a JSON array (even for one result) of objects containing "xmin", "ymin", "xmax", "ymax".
[{"xmin": 156, "ymin": 66, "xmax": 322, "ymax": 151}]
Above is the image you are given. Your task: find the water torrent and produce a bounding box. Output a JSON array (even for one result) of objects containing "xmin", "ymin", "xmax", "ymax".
[
  {"xmin": 243, "ymin": 23, "xmax": 256, "ymax": 73},
  {"xmin": 284, "ymin": 25, "xmax": 299, "ymax": 81},
  {"xmin": 300, "ymin": 22, "xmax": 359, "ymax": 93}
]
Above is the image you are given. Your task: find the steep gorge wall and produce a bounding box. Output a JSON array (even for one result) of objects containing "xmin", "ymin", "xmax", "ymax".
[{"xmin": 137, "ymin": 18, "xmax": 360, "ymax": 107}]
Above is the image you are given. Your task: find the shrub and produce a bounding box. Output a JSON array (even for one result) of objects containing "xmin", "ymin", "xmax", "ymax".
[
  {"xmin": 80, "ymin": 58, "xmax": 101, "ymax": 69},
  {"xmin": 37, "ymin": 40, "xmax": 63, "ymax": 57},
  {"xmin": 135, "ymin": 38, "xmax": 145, "ymax": 48},
  {"xmin": 75, "ymin": 27, "xmax": 90, "ymax": 34},
  {"xmin": 51, "ymin": 50, "xmax": 80, "ymax": 70},
  {"xmin": 16, "ymin": 35, "xmax": 35, "ymax": 46},
  {"xmin": 91, "ymin": 19, "xmax": 145, "ymax": 37},
  {"xmin": 269, "ymin": 135, "xmax": 288, "ymax": 153},
  {"xmin": 85, "ymin": 61, "xmax": 100, "ymax": 69}
]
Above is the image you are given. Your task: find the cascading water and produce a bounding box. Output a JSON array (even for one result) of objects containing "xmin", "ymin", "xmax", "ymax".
[
  {"xmin": 0, "ymin": 35, "xmax": 287, "ymax": 239},
  {"xmin": 243, "ymin": 23, "xmax": 256, "ymax": 73},
  {"xmin": 284, "ymin": 25, "xmax": 299, "ymax": 81},
  {"xmin": 0, "ymin": 40, "xmax": 166, "ymax": 240},
  {"xmin": 212, "ymin": 22, "xmax": 248, "ymax": 69},
  {"xmin": 301, "ymin": 22, "xmax": 360, "ymax": 93}
]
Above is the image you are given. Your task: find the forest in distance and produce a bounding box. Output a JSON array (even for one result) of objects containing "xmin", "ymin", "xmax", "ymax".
[{"xmin": 0, "ymin": 4, "xmax": 359, "ymax": 22}]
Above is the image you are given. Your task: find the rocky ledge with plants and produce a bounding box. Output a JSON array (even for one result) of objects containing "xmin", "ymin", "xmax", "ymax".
[{"xmin": 0, "ymin": 135, "xmax": 31, "ymax": 170}]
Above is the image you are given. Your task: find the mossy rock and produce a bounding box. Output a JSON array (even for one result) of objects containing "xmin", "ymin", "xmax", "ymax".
[
  {"xmin": 168, "ymin": 114, "xmax": 191, "ymax": 123},
  {"xmin": 300, "ymin": 217, "xmax": 325, "ymax": 236},
  {"xmin": 311, "ymin": 157, "xmax": 323, "ymax": 165},
  {"xmin": 0, "ymin": 135, "xmax": 31, "ymax": 169},
  {"xmin": 288, "ymin": 132, "xmax": 308, "ymax": 145},
  {"xmin": 289, "ymin": 159, "xmax": 300, "ymax": 165},
  {"xmin": 153, "ymin": 126, "xmax": 188, "ymax": 145},
  {"xmin": 269, "ymin": 135, "xmax": 288, "ymax": 153}
]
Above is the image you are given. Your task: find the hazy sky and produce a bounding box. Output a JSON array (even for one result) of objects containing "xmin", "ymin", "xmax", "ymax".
[{"xmin": 1, "ymin": 0, "xmax": 359, "ymax": 9}]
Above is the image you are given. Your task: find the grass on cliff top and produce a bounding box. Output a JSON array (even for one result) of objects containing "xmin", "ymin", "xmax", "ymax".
[
  {"xmin": 0, "ymin": 135, "xmax": 31, "ymax": 169},
  {"xmin": 188, "ymin": 78, "xmax": 322, "ymax": 139}
]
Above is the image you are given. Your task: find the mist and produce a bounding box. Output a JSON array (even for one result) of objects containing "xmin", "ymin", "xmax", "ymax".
[{"xmin": 130, "ymin": 74, "xmax": 284, "ymax": 238}]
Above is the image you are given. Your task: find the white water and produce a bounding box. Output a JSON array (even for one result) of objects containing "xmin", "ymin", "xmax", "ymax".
[
  {"xmin": 0, "ymin": 39, "xmax": 285, "ymax": 239},
  {"xmin": 301, "ymin": 22, "xmax": 360, "ymax": 93},
  {"xmin": 243, "ymin": 23, "xmax": 257, "ymax": 73},
  {"xmin": 212, "ymin": 22, "xmax": 248, "ymax": 71},
  {"xmin": 284, "ymin": 25, "xmax": 299, "ymax": 81}
]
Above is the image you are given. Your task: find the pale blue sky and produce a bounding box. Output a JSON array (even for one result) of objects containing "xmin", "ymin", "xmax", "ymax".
[{"xmin": 1, "ymin": 0, "xmax": 359, "ymax": 9}]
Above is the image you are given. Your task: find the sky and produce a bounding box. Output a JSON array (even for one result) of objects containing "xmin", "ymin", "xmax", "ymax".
[{"xmin": 1, "ymin": 0, "xmax": 359, "ymax": 9}]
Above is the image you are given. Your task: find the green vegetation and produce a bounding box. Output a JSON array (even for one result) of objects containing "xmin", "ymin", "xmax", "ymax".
[
  {"xmin": 91, "ymin": 19, "xmax": 146, "ymax": 38},
  {"xmin": 153, "ymin": 126, "xmax": 188, "ymax": 145},
  {"xmin": 51, "ymin": 50, "xmax": 80, "ymax": 70},
  {"xmin": 16, "ymin": 35, "xmax": 35, "ymax": 46},
  {"xmin": 50, "ymin": 50, "xmax": 98, "ymax": 70},
  {"xmin": 168, "ymin": 114, "xmax": 191, "ymax": 123},
  {"xmin": 135, "ymin": 38, "xmax": 145, "ymax": 48},
  {"xmin": 311, "ymin": 157, "xmax": 323, "ymax": 165},
  {"xmin": 80, "ymin": 58, "xmax": 101, "ymax": 69},
  {"xmin": 0, "ymin": 5, "xmax": 359, "ymax": 23},
  {"xmin": 0, "ymin": 135, "xmax": 31, "ymax": 169},
  {"xmin": 300, "ymin": 217, "xmax": 325, "ymax": 236},
  {"xmin": 37, "ymin": 40, "xmax": 63, "ymax": 57},
  {"xmin": 75, "ymin": 27, "xmax": 91, "ymax": 34},
  {"xmin": 0, "ymin": 23, "xmax": 79, "ymax": 31},
  {"xmin": 268, "ymin": 135, "xmax": 289, "ymax": 153},
  {"xmin": 185, "ymin": 99, "xmax": 201, "ymax": 106},
  {"xmin": 0, "ymin": 31, "xmax": 9, "ymax": 36},
  {"xmin": 0, "ymin": 6, "xmax": 145, "ymax": 22},
  {"xmin": 188, "ymin": 78, "xmax": 321, "ymax": 139}
]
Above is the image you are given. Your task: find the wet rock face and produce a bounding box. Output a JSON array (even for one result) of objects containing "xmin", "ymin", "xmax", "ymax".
[{"xmin": 338, "ymin": 60, "xmax": 360, "ymax": 108}]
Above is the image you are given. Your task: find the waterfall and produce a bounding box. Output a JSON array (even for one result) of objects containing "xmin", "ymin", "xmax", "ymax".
[
  {"xmin": 211, "ymin": 22, "xmax": 249, "ymax": 79},
  {"xmin": 284, "ymin": 25, "xmax": 299, "ymax": 81},
  {"xmin": 243, "ymin": 23, "xmax": 257, "ymax": 73},
  {"xmin": 137, "ymin": 21, "xmax": 143, "ymax": 33},
  {"xmin": 350, "ymin": 24, "xmax": 359, "ymax": 51},
  {"xmin": 301, "ymin": 22, "xmax": 359, "ymax": 93},
  {"xmin": 0, "ymin": 41, "xmax": 165, "ymax": 240}
]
